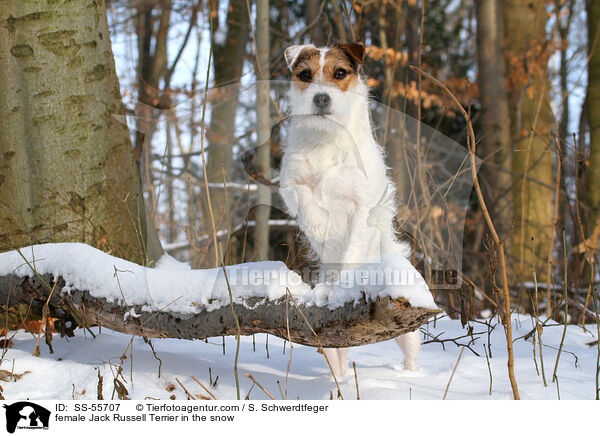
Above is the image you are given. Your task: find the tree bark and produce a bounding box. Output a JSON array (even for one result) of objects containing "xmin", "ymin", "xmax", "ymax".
[
  {"xmin": 254, "ymin": 0, "xmax": 272, "ymax": 261},
  {"xmin": 405, "ymin": 1, "xmax": 420, "ymax": 120},
  {"xmin": 0, "ymin": 273, "xmax": 440, "ymax": 348},
  {"xmin": 503, "ymin": 0, "xmax": 554, "ymax": 284},
  {"xmin": 0, "ymin": 0, "xmax": 162, "ymax": 266},
  {"xmin": 330, "ymin": 0, "xmax": 348, "ymax": 43},
  {"xmin": 475, "ymin": 0, "xmax": 512, "ymax": 236},
  {"xmin": 202, "ymin": 0, "xmax": 250, "ymax": 265},
  {"xmin": 584, "ymin": 0, "xmax": 600, "ymax": 251},
  {"xmin": 306, "ymin": 0, "xmax": 325, "ymax": 45},
  {"xmin": 133, "ymin": 0, "xmax": 172, "ymax": 228}
]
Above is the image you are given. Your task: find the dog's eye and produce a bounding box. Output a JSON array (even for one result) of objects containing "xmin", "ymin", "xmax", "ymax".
[
  {"xmin": 334, "ymin": 68, "xmax": 348, "ymax": 80},
  {"xmin": 297, "ymin": 69, "xmax": 312, "ymax": 82}
]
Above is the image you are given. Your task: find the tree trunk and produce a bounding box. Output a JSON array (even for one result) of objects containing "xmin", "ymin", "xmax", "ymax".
[
  {"xmin": 306, "ymin": 0, "xmax": 325, "ymax": 44},
  {"xmin": 475, "ymin": 0, "xmax": 512, "ymax": 236},
  {"xmin": 584, "ymin": 0, "xmax": 600, "ymax": 252},
  {"xmin": 330, "ymin": 0, "xmax": 348, "ymax": 43},
  {"xmin": 0, "ymin": 273, "xmax": 440, "ymax": 348},
  {"xmin": 503, "ymin": 0, "xmax": 554, "ymax": 284},
  {"xmin": 203, "ymin": 0, "xmax": 249, "ymax": 265},
  {"xmin": 133, "ymin": 0, "xmax": 172, "ymax": 227},
  {"xmin": 405, "ymin": 1, "xmax": 420, "ymax": 120},
  {"xmin": 0, "ymin": 0, "xmax": 162, "ymax": 266},
  {"xmin": 377, "ymin": 3, "xmax": 409, "ymax": 204},
  {"xmin": 557, "ymin": 0, "xmax": 575, "ymax": 146},
  {"xmin": 254, "ymin": 0, "xmax": 272, "ymax": 261}
]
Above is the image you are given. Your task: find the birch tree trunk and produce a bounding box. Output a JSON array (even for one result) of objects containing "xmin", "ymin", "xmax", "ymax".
[{"xmin": 0, "ymin": 0, "xmax": 162, "ymax": 266}]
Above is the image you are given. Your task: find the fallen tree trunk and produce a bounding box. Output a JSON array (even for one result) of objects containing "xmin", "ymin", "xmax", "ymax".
[{"xmin": 0, "ymin": 273, "xmax": 440, "ymax": 348}]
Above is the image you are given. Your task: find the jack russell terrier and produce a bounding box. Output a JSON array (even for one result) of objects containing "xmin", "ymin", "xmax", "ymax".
[{"xmin": 279, "ymin": 42, "xmax": 421, "ymax": 377}]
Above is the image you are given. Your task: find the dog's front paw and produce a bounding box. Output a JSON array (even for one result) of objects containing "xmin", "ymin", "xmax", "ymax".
[
  {"xmin": 403, "ymin": 360, "xmax": 419, "ymax": 372},
  {"xmin": 321, "ymin": 166, "xmax": 368, "ymax": 203},
  {"xmin": 367, "ymin": 184, "xmax": 396, "ymax": 227},
  {"xmin": 367, "ymin": 205, "xmax": 394, "ymax": 228}
]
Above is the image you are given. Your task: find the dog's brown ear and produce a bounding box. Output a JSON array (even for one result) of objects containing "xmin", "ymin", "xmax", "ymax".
[{"xmin": 337, "ymin": 42, "xmax": 365, "ymax": 66}]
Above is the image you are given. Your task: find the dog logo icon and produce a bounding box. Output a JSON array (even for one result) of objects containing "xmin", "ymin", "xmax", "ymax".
[{"xmin": 2, "ymin": 402, "xmax": 50, "ymax": 433}]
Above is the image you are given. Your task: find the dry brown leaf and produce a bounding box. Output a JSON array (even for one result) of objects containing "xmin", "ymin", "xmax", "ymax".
[
  {"xmin": 0, "ymin": 369, "xmax": 31, "ymax": 382},
  {"xmin": 114, "ymin": 378, "xmax": 130, "ymax": 400},
  {"xmin": 0, "ymin": 339, "xmax": 14, "ymax": 348}
]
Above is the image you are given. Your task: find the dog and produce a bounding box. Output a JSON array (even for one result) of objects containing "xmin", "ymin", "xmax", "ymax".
[{"xmin": 279, "ymin": 42, "xmax": 421, "ymax": 378}]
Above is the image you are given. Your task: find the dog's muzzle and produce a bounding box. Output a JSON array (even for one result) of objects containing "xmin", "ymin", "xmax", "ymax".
[{"xmin": 313, "ymin": 93, "xmax": 331, "ymax": 115}]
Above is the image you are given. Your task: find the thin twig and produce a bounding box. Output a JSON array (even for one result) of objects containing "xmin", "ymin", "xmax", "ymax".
[
  {"xmin": 591, "ymin": 286, "xmax": 600, "ymax": 399},
  {"xmin": 143, "ymin": 337, "xmax": 162, "ymax": 378},
  {"xmin": 189, "ymin": 375, "xmax": 218, "ymax": 400},
  {"xmin": 220, "ymin": 260, "xmax": 241, "ymax": 400},
  {"xmin": 284, "ymin": 289, "xmax": 294, "ymax": 400},
  {"xmin": 443, "ymin": 348, "xmax": 465, "ymax": 400},
  {"xmin": 175, "ymin": 377, "xmax": 196, "ymax": 400},
  {"xmin": 199, "ymin": 2, "xmax": 219, "ymax": 267},
  {"xmin": 244, "ymin": 373, "xmax": 275, "ymax": 400},
  {"xmin": 33, "ymin": 280, "xmax": 58, "ymax": 356},
  {"xmin": 531, "ymin": 237, "xmax": 547, "ymax": 386},
  {"xmin": 353, "ymin": 361, "xmax": 360, "ymax": 400},
  {"xmin": 483, "ymin": 344, "xmax": 492, "ymax": 395},
  {"xmin": 552, "ymin": 229, "xmax": 569, "ymax": 383}
]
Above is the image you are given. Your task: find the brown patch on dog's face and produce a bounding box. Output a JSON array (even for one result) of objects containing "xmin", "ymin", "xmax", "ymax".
[
  {"xmin": 322, "ymin": 45, "xmax": 361, "ymax": 92},
  {"xmin": 290, "ymin": 47, "xmax": 320, "ymax": 91}
]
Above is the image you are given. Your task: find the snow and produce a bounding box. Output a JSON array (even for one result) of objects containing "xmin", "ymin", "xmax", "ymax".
[
  {"xmin": 0, "ymin": 313, "xmax": 597, "ymax": 400},
  {"xmin": 3, "ymin": 243, "xmax": 595, "ymax": 400},
  {"xmin": 0, "ymin": 243, "xmax": 437, "ymax": 314}
]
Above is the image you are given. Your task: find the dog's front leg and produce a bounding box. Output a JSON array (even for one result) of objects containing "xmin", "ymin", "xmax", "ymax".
[
  {"xmin": 279, "ymin": 186, "xmax": 301, "ymax": 218},
  {"xmin": 342, "ymin": 206, "xmax": 374, "ymax": 267},
  {"xmin": 343, "ymin": 176, "xmax": 382, "ymax": 266},
  {"xmin": 282, "ymin": 184, "xmax": 331, "ymax": 243}
]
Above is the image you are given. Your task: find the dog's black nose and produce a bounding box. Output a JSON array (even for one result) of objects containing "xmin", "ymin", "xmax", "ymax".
[{"xmin": 313, "ymin": 93, "xmax": 331, "ymax": 109}]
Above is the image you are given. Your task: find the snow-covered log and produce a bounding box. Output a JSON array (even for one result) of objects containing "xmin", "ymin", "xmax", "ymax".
[
  {"xmin": 0, "ymin": 273, "xmax": 439, "ymax": 347},
  {"xmin": 0, "ymin": 244, "xmax": 440, "ymax": 347}
]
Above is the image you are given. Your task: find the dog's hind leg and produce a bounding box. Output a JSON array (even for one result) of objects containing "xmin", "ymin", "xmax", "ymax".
[
  {"xmin": 394, "ymin": 330, "xmax": 421, "ymax": 371},
  {"xmin": 323, "ymin": 348, "xmax": 348, "ymax": 378}
]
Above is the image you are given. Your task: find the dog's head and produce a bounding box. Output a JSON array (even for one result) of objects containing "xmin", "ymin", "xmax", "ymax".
[{"xmin": 284, "ymin": 43, "xmax": 367, "ymax": 131}]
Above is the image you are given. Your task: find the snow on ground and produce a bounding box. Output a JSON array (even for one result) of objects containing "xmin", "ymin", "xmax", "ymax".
[
  {"xmin": 1, "ymin": 313, "xmax": 598, "ymax": 400},
  {"xmin": 0, "ymin": 243, "xmax": 597, "ymax": 400}
]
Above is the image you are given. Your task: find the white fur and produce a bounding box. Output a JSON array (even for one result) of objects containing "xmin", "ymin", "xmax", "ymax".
[{"xmin": 279, "ymin": 45, "xmax": 420, "ymax": 378}]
